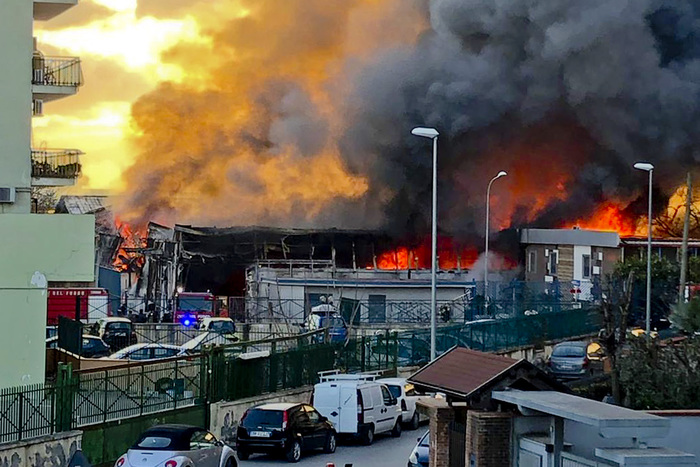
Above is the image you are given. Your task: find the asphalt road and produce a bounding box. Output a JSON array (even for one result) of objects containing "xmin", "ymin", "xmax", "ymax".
[{"xmin": 238, "ymin": 426, "xmax": 428, "ymax": 467}]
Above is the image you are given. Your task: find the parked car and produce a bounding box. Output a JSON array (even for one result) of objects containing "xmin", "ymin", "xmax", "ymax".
[
  {"xmin": 114, "ymin": 424, "xmax": 236, "ymax": 467},
  {"xmin": 378, "ymin": 378, "xmax": 426, "ymax": 430},
  {"xmin": 88, "ymin": 317, "xmax": 137, "ymax": 351},
  {"xmin": 547, "ymin": 341, "xmax": 591, "ymax": 380},
  {"xmin": 106, "ymin": 343, "xmax": 187, "ymax": 361},
  {"xmin": 46, "ymin": 335, "xmax": 111, "ymax": 358},
  {"xmin": 235, "ymin": 402, "xmax": 336, "ymax": 462},
  {"xmin": 303, "ymin": 302, "xmax": 348, "ymax": 343},
  {"xmin": 407, "ymin": 430, "xmax": 429, "ymax": 467},
  {"xmin": 312, "ymin": 373, "xmax": 402, "ymax": 445},
  {"xmin": 198, "ymin": 317, "xmax": 240, "ymax": 337}
]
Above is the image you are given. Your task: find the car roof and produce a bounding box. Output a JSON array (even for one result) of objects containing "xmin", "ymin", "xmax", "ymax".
[
  {"xmin": 254, "ymin": 403, "xmax": 299, "ymax": 411},
  {"xmin": 554, "ymin": 341, "xmax": 588, "ymax": 347},
  {"xmin": 378, "ymin": 377, "xmax": 406, "ymax": 385},
  {"xmin": 119, "ymin": 343, "xmax": 182, "ymax": 351},
  {"xmin": 145, "ymin": 424, "xmax": 202, "ymax": 433},
  {"xmin": 134, "ymin": 425, "xmax": 205, "ymax": 451},
  {"xmin": 202, "ymin": 317, "xmax": 232, "ymax": 322},
  {"xmin": 102, "ymin": 317, "xmax": 131, "ymax": 323}
]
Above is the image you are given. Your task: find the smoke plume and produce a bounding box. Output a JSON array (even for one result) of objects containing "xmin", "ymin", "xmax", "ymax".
[{"xmin": 119, "ymin": 0, "xmax": 700, "ymax": 241}]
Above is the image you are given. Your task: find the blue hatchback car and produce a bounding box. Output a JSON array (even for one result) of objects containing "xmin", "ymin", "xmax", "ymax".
[{"xmin": 408, "ymin": 430, "xmax": 429, "ymax": 467}]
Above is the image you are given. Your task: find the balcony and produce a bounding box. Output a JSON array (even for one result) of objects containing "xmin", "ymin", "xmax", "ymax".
[
  {"xmin": 32, "ymin": 56, "xmax": 83, "ymax": 102},
  {"xmin": 33, "ymin": 0, "xmax": 78, "ymax": 21},
  {"xmin": 31, "ymin": 149, "xmax": 83, "ymax": 187}
]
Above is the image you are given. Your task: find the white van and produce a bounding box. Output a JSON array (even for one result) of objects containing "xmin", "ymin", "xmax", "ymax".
[{"xmin": 312, "ymin": 372, "xmax": 402, "ymax": 445}]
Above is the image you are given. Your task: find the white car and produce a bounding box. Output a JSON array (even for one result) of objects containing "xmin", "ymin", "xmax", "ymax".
[
  {"xmin": 378, "ymin": 377, "xmax": 427, "ymax": 430},
  {"xmin": 198, "ymin": 317, "xmax": 237, "ymax": 334},
  {"xmin": 106, "ymin": 343, "xmax": 187, "ymax": 361},
  {"xmin": 115, "ymin": 425, "xmax": 236, "ymax": 467}
]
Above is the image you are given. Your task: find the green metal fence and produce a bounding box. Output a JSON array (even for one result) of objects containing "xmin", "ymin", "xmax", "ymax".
[{"xmin": 1, "ymin": 308, "xmax": 600, "ymax": 445}]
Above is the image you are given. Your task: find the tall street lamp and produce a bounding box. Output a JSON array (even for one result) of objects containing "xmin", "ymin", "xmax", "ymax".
[
  {"xmin": 412, "ymin": 126, "xmax": 439, "ymax": 361},
  {"xmin": 484, "ymin": 171, "xmax": 507, "ymax": 311},
  {"xmin": 634, "ymin": 162, "xmax": 654, "ymax": 335}
]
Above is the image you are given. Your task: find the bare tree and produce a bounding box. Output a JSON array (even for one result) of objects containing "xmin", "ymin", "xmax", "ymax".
[
  {"xmin": 30, "ymin": 187, "xmax": 58, "ymax": 213},
  {"xmin": 599, "ymin": 271, "xmax": 634, "ymax": 404}
]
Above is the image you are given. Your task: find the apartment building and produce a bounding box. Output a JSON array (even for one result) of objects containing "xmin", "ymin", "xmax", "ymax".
[{"xmin": 0, "ymin": 0, "xmax": 95, "ymax": 388}]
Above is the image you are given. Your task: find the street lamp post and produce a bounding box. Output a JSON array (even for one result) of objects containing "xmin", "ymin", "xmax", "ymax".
[
  {"xmin": 484, "ymin": 171, "xmax": 507, "ymax": 312},
  {"xmin": 412, "ymin": 127, "xmax": 439, "ymax": 361},
  {"xmin": 634, "ymin": 162, "xmax": 654, "ymax": 335}
]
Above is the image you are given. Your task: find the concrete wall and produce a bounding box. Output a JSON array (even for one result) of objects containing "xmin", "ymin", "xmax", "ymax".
[
  {"xmin": 0, "ymin": 0, "xmax": 32, "ymax": 213},
  {"xmin": 0, "ymin": 431, "xmax": 82, "ymax": 467},
  {"xmin": 210, "ymin": 386, "xmax": 313, "ymax": 443},
  {"xmin": 0, "ymin": 214, "xmax": 95, "ymax": 388}
]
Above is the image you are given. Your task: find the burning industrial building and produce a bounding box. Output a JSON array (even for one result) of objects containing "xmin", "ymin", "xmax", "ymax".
[
  {"xmin": 112, "ymin": 0, "xmax": 700, "ymax": 244},
  {"xmin": 73, "ymin": 0, "xmax": 700, "ymax": 325}
]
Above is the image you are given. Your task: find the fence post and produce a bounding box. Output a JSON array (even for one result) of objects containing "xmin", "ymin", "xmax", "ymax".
[
  {"xmin": 18, "ymin": 390, "xmax": 24, "ymax": 441},
  {"xmin": 103, "ymin": 370, "xmax": 108, "ymax": 423},
  {"xmin": 392, "ymin": 332, "xmax": 398, "ymax": 374},
  {"xmin": 361, "ymin": 336, "xmax": 366, "ymax": 373},
  {"xmin": 269, "ymin": 341, "xmax": 278, "ymax": 393},
  {"xmin": 174, "ymin": 358, "xmax": 179, "ymax": 410},
  {"xmin": 385, "ymin": 330, "xmax": 389, "ymax": 370},
  {"xmin": 140, "ymin": 364, "xmax": 145, "ymax": 416}
]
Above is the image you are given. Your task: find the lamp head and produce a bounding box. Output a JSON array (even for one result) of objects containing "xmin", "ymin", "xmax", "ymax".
[
  {"xmin": 634, "ymin": 162, "xmax": 654, "ymax": 172},
  {"xmin": 497, "ymin": 171, "xmax": 507, "ymax": 178},
  {"xmin": 411, "ymin": 127, "xmax": 439, "ymax": 139}
]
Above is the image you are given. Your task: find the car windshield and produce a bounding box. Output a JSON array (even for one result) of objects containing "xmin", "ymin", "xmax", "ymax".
[
  {"xmin": 106, "ymin": 323, "xmax": 130, "ymax": 331},
  {"xmin": 136, "ymin": 437, "xmax": 172, "ymax": 449},
  {"xmin": 386, "ymin": 384, "xmax": 402, "ymax": 399},
  {"xmin": 320, "ymin": 317, "xmax": 345, "ymax": 328},
  {"xmin": 552, "ymin": 345, "xmax": 585, "ymax": 358},
  {"xmin": 210, "ymin": 321, "xmax": 234, "ymax": 333},
  {"xmin": 242, "ymin": 409, "xmax": 284, "ymax": 428},
  {"xmin": 420, "ymin": 432, "xmax": 430, "ymax": 446}
]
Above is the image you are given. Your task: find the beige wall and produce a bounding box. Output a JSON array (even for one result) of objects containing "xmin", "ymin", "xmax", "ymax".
[
  {"xmin": 0, "ymin": 214, "xmax": 95, "ymax": 388},
  {"xmin": 210, "ymin": 386, "xmax": 313, "ymax": 442},
  {"xmin": 0, "ymin": 430, "xmax": 82, "ymax": 467},
  {"xmin": 0, "ymin": 0, "xmax": 33, "ymax": 213}
]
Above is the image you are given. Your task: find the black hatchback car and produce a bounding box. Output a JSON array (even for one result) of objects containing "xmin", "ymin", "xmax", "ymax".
[{"xmin": 236, "ymin": 403, "xmax": 336, "ymax": 463}]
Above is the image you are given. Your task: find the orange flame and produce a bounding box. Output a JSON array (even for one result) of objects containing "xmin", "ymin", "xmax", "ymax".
[
  {"xmin": 564, "ymin": 203, "xmax": 639, "ymax": 236},
  {"xmin": 113, "ymin": 216, "xmax": 147, "ymax": 272}
]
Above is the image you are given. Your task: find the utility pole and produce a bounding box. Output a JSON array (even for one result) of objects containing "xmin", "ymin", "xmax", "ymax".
[{"xmin": 679, "ymin": 172, "xmax": 692, "ymax": 304}]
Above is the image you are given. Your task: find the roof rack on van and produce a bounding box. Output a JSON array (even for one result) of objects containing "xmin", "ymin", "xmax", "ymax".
[{"xmin": 318, "ymin": 370, "xmax": 383, "ymax": 382}]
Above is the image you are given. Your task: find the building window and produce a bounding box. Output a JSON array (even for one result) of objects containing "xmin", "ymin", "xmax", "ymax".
[
  {"xmin": 582, "ymin": 254, "xmax": 591, "ymax": 279},
  {"xmin": 368, "ymin": 295, "xmax": 386, "ymax": 323},
  {"xmin": 548, "ymin": 250, "xmax": 558, "ymax": 275},
  {"xmin": 527, "ymin": 251, "xmax": 537, "ymax": 274}
]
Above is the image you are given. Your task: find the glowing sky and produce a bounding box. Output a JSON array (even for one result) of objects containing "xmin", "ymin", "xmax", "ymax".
[{"xmin": 32, "ymin": 0, "xmax": 221, "ymax": 190}]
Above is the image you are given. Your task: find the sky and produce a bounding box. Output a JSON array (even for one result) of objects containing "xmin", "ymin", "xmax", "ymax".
[{"xmin": 33, "ymin": 0, "xmax": 241, "ymax": 191}]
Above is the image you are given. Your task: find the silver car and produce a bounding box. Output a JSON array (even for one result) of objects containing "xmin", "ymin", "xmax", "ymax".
[{"xmin": 115, "ymin": 425, "xmax": 236, "ymax": 467}]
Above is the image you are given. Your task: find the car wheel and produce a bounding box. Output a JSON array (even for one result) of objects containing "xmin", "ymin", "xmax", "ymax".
[
  {"xmin": 225, "ymin": 457, "xmax": 236, "ymax": 467},
  {"xmin": 237, "ymin": 449, "xmax": 250, "ymax": 461},
  {"xmin": 286, "ymin": 440, "xmax": 301, "ymax": 463},
  {"xmin": 324, "ymin": 432, "xmax": 337, "ymax": 453},
  {"xmin": 360, "ymin": 425, "xmax": 374, "ymax": 445},
  {"xmin": 409, "ymin": 412, "xmax": 420, "ymax": 430},
  {"xmin": 391, "ymin": 419, "xmax": 402, "ymax": 437}
]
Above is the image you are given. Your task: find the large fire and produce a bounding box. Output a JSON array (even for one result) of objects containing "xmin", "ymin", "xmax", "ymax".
[
  {"xmin": 564, "ymin": 203, "xmax": 642, "ymax": 237},
  {"xmin": 113, "ymin": 217, "xmax": 147, "ymax": 272},
  {"xmin": 374, "ymin": 239, "xmax": 479, "ymax": 270}
]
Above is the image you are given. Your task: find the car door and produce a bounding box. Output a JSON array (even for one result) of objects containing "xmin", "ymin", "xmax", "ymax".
[
  {"xmin": 290, "ymin": 407, "xmax": 314, "ymax": 449},
  {"xmin": 188, "ymin": 430, "xmax": 221, "ymax": 467},
  {"xmin": 303, "ymin": 405, "xmax": 327, "ymax": 449},
  {"xmin": 378, "ymin": 385, "xmax": 396, "ymax": 433}
]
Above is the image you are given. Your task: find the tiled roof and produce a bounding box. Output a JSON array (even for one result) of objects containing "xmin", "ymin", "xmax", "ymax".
[{"xmin": 408, "ymin": 347, "xmax": 520, "ymax": 398}]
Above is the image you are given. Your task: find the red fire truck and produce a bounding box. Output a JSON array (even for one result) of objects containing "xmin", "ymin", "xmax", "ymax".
[
  {"xmin": 174, "ymin": 292, "xmax": 221, "ymax": 326},
  {"xmin": 47, "ymin": 288, "xmax": 110, "ymax": 325}
]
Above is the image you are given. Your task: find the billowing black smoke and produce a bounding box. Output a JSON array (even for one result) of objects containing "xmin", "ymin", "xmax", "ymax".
[{"xmin": 339, "ymin": 0, "xmax": 700, "ymax": 239}]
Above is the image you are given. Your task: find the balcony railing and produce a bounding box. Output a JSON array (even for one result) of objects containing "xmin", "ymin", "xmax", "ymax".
[
  {"xmin": 31, "ymin": 149, "xmax": 82, "ymax": 179},
  {"xmin": 32, "ymin": 55, "xmax": 83, "ymax": 87}
]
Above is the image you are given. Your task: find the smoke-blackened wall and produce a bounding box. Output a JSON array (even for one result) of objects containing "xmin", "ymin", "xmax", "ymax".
[{"xmin": 119, "ymin": 0, "xmax": 700, "ymax": 242}]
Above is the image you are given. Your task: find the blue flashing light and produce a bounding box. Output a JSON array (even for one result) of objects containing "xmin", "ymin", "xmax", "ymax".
[{"xmin": 180, "ymin": 314, "xmax": 197, "ymax": 328}]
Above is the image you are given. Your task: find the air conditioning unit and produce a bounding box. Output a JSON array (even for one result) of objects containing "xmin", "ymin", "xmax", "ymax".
[
  {"xmin": 0, "ymin": 187, "xmax": 16, "ymax": 203},
  {"xmin": 32, "ymin": 99, "xmax": 44, "ymax": 117}
]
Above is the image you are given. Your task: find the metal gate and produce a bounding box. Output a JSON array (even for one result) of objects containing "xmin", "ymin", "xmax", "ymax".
[{"xmin": 449, "ymin": 410, "xmax": 467, "ymax": 467}]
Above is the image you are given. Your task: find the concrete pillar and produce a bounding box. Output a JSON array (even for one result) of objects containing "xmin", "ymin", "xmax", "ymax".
[
  {"xmin": 466, "ymin": 411, "xmax": 513, "ymax": 467},
  {"xmin": 429, "ymin": 404, "xmax": 455, "ymax": 467}
]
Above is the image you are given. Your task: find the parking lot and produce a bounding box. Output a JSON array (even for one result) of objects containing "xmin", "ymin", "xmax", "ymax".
[{"xmin": 239, "ymin": 426, "xmax": 428, "ymax": 466}]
